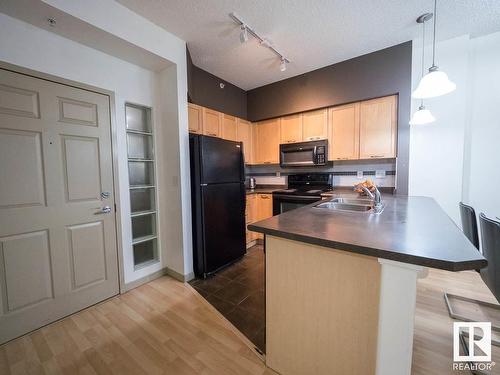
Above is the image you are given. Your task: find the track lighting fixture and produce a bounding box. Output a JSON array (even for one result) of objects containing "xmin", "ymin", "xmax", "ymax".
[
  {"xmin": 280, "ymin": 58, "xmax": 287, "ymax": 72},
  {"xmin": 240, "ymin": 25, "xmax": 248, "ymax": 43},
  {"xmin": 229, "ymin": 12, "xmax": 290, "ymax": 72}
]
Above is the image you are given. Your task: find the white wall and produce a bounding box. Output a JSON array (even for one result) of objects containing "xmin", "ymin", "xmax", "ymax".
[
  {"xmin": 409, "ymin": 35, "xmax": 470, "ymax": 224},
  {"xmin": 462, "ymin": 32, "xmax": 500, "ymax": 220},
  {"xmin": 0, "ymin": 3, "xmax": 193, "ymax": 284},
  {"xmin": 409, "ymin": 32, "xmax": 500, "ymax": 226}
]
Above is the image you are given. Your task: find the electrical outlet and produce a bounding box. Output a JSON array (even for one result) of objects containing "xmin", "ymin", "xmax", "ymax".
[
  {"xmin": 375, "ymin": 170, "xmax": 386, "ymax": 179},
  {"xmin": 276, "ymin": 171, "xmax": 281, "ymax": 177},
  {"xmin": 357, "ymin": 171, "xmax": 363, "ymax": 179}
]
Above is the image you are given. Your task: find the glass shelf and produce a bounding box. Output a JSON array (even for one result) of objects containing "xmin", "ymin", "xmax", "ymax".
[{"xmin": 126, "ymin": 103, "xmax": 158, "ymax": 268}]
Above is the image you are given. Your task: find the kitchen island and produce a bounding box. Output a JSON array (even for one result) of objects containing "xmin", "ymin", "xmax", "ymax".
[{"xmin": 248, "ymin": 195, "xmax": 486, "ymax": 375}]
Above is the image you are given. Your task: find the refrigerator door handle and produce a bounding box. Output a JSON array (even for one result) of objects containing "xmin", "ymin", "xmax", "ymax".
[{"xmin": 200, "ymin": 183, "xmax": 208, "ymax": 186}]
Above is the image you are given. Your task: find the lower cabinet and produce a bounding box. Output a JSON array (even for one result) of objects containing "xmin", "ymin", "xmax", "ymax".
[{"xmin": 246, "ymin": 193, "xmax": 273, "ymax": 244}]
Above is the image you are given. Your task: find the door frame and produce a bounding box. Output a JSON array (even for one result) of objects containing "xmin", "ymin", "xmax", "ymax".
[{"xmin": 0, "ymin": 60, "xmax": 126, "ymax": 293}]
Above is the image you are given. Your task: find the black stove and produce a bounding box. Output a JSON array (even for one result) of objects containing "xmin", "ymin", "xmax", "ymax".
[
  {"xmin": 272, "ymin": 173, "xmax": 333, "ymax": 215},
  {"xmin": 273, "ymin": 173, "xmax": 333, "ymax": 196}
]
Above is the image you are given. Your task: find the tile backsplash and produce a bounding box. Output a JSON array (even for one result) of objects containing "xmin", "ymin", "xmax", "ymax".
[{"xmin": 246, "ymin": 159, "xmax": 396, "ymax": 188}]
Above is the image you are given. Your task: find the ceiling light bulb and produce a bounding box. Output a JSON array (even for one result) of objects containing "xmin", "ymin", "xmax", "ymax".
[
  {"xmin": 412, "ymin": 66, "xmax": 456, "ymax": 99},
  {"xmin": 409, "ymin": 104, "xmax": 436, "ymax": 125},
  {"xmin": 280, "ymin": 58, "xmax": 287, "ymax": 72},
  {"xmin": 240, "ymin": 25, "xmax": 248, "ymax": 43}
]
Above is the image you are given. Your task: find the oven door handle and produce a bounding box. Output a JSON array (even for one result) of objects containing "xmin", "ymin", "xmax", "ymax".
[{"xmin": 274, "ymin": 195, "xmax": 322, "ymax": 200}]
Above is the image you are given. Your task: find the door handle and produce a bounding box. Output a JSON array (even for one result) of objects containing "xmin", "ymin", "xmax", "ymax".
[
  {"xmin": 95, "ymin": 206, "xmax": 112, "ymax": 214},
  {"xmin": 101, "ymin": 191, "xmax": 111, "ymax": 199}
]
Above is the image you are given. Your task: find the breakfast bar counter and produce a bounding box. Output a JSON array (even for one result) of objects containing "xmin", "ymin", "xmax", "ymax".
[{"xmin": 248, "ymin": 195, "xmax": 486, "ymax": 375}]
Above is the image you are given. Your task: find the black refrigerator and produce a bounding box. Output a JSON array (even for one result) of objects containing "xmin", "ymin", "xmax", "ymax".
[{"xmin": 189, "ymin": 134, "xmax": 246, "ymax": 278}]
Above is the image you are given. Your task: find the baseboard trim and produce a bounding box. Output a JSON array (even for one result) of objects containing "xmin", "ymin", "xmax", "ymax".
[
  {"xmin": 166, "ymin": 267, "xmax": 195, "ymax": 283},
  {"xmin": 246, "ymin": 240, "xmax": 257, "ymax": 249},
  {"xmin": 122, "ymin": 267, "xmax": 195, "ymax": 292}
]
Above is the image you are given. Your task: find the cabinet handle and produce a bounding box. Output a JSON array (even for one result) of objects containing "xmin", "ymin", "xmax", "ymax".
[
  {"xmin": 369, "ymin": 155, "xmax": 384, "ymax": 158},
  {"xmin": 264, "ymin": 161, "xmax": 272, "ymax": 164},
  {"xmin": 260, "ymin": 196, "xmax": 270, "ymax": 199},
  {"xmin": 336, "ymin": 157, "xmax": 348, "ymax": 160},
  {"xmin": 207, "ymin": 132, "xmax": 217, "ymax": 136}
]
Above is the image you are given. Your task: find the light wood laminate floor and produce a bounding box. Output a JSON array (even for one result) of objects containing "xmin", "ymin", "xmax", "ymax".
[{"xmin": 0, "ymin": 267, "xmax": 498, "ymax": 374}]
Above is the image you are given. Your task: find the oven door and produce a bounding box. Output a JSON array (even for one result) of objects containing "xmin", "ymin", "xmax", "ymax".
[{"xmin": 272, "ymin": 194, "xmax": 323, "ymax": 215}]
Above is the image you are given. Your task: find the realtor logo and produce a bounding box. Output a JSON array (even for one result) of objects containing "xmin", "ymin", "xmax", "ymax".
[{"xmin": 454, "ymin": 322, "xmax": 491, "ymax": 362}]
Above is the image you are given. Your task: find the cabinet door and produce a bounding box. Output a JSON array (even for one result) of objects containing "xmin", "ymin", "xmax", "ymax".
[
  {"xmin": 257, "ymin": 194, "xmax": 273, "ymax": 221},
  {"xmin": 255, "ymin": 119, "xmax": 280, "ymax": 164},
  {"xmin": 188, "ymin": 103, "xmax": 203, "ymax": 134},
  {"xmin": 359, "ymin": 95, "xmax": 397, "ymax": 159},
  {"xmin": 246, "ymin": 194, "xmax": 257, "ymax": 243},
  {"xmin": 237, "ymin": 119, "xmax": 253, "ymax": 164},
  {"xmin": 302, "ymin": 109, "xmax": 328, "ymax": 141},
  {"xmin": 328, "ymin": 103, "xmax": 360, "ymax": 161},
  {"xmin": 222, "ymin": 114, "xmax": 237, "ymax": 141},
  {"xmin": 202, "ymin": 108, "xmax": 222, "ymax": 137},
  {"xmin": 280, "ymin": 114, "xmax": 303, "ymax": 144}
]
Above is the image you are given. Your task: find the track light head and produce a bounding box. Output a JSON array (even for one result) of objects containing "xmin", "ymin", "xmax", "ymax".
[
  {"xmin": 280, "ymin": 58, "xmax": 287, "ymax": 72},
  {"xmin": 240, "ymin": 25, "xmax": 248, "ymax": 43}
]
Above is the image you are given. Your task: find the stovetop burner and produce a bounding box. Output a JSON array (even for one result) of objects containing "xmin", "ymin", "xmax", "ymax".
[{"xmin": 273, "ymin": 173, "xmax": 333, "ymax": 197}]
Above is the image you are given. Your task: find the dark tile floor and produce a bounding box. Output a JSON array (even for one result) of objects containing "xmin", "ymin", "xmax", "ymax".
[{"xmin": 189, "ymin": 245, "xmax": 265, "ymax": 353}]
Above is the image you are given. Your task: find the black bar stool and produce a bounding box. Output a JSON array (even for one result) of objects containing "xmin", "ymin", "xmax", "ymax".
[
  {"xmin": 460, "ymin": 202, "xmax": 480, "ymax": 250},
  {"xmin": 479, "ymin": 213, "xmax": 500, "ymax": 302},
  {"xmin": 444, "ymin": 204, "xmax": 500, "ymax": 328}
]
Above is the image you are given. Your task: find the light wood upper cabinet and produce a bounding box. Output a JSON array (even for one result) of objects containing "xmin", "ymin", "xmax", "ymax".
[
  {"xmin": 222, "ymin": 114, "xmax": 237, "ymax": 141},
  {"xmin": 328, "ymin": 103, "xmax": 360, "ymax": 161},
  {"xmin": 202, "ymin": 107, "xmax": 222, "ymax": 137},
  {"xmin": 302, "ymin": 109, "xmax": 328, "ymax": 141},
  {"xmin": 237, "ymin": 118, "xmax": 253, "ymax": 164},
  {"xmin": 188, "ymin": 103, "xmax": 203, "ymax": 134},
  {"xmin": 280, "ymin": 114, "xmax": 303, "ymax": 144},
  {"xmin": 254, "ymin": 118, "xmax": 280, "ymax": 164},
  {"xmin": 359, "ymin": 95, "xmax": 397, "ymax": 159}
]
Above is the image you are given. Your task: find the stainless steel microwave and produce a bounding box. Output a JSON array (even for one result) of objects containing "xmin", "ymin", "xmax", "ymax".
[{"xmin": 279, "ymin": 140, "xmax": 328, "ymax": 167}]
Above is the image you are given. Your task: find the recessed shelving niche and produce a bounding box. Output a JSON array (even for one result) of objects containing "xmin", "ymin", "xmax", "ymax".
[{"xmin": 125, "ymin": 103, "xmax": 159, "ymax": 269}]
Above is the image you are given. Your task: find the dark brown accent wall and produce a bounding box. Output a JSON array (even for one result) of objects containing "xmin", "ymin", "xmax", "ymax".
[
  {"xmin": 247, "ymin": 42, "xmax": 412, "ymax": 195},
  {"xmin": 187, "ymin": 47, "xmax": 247, "ymax": 119}
]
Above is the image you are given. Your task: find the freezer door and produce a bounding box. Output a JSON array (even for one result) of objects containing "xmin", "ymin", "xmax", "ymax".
[
  {"xmin": 200, "ymin": 182, "xmax": 246, "ymax": 275},
  {"xmin": 201, "ymin": 136, "xmax": 244, "ymax": 184}
]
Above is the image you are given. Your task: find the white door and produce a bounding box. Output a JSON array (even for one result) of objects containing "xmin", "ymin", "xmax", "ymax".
[{"xmin": 0, "ymin": 68, "xmax": 119, "ymax": 344}]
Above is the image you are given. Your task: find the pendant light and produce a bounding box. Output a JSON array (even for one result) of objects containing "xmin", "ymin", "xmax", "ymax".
[
  {"xmin": 410, "ymin": 13, "xmax": 436, "ymax": 125},
  {"xmin": 412, "ymin": 0, "xmax": 456, "ymax": 99}
]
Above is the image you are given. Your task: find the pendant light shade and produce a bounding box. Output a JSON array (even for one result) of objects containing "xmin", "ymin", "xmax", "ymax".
[
  {"xmin": 412, "ymin": 0, "xmax": 456, "ymax": 99},
  {"xmin": 409, "ymin": 104, "xmax": 436, "ymax": 125},
  {"xmin": 412, "ymin": 66, "xmax": 456, "ymax": 99}
]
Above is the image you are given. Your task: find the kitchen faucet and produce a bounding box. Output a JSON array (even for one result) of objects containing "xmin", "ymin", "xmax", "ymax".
[{"xmin": 357, "ymin": 185, "xmax": 382, "ymax": 208}]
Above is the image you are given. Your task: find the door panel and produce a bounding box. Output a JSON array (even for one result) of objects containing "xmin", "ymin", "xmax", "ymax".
[
  {"xmin": 0, "ymin": 129, "xmax": 45, "ymax": 208},
  {"xmin": 67, "ymin": 221, "xmax": 106, "ymax": 290},
  {"xmin": 201, "ymin": 136, "xmax": 243, "ymax": 184},
  {"xmin": 280, "ymin": 114, "xmax": 302, "ymax": 144},
  {"xmin": 0, "ymin": 84, "xmax": 40, "ymax": 118},
  {"xmin": 0, "ymin": 68, "xmax": 119, "ymax": 344},
  {"xmin": 202, "ymin": 183, "xmax": 245, "ymax": 273},
  {"xmin": 302, "ymin": 109, "xmax": 328, "ymax": 141},
  {"xmin": 329, "ymin": 103, "xmax": 360, "ymax": 161},
  {"xmin": 58, "ymin": 97, "xmax": 98, "ymax": 126},
  {"xmin": 0, "ymin": 230, "xmax": 53, "ymax": 312},
  {"xmin": 237, "ymin": 119, "xmax": 253, "ymax": 164},
  {"xmin": 62, "ymin": 135, "xmax": 101, "ymax": 202},
  {"xmin": 359, "ymin": 95, "xmax": 397, "ymax": 159}
]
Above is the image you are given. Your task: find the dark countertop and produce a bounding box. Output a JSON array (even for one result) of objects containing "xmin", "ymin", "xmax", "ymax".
[{"xmin": 248, "ymin": 195, "xmax": 487, "ymax": 272}]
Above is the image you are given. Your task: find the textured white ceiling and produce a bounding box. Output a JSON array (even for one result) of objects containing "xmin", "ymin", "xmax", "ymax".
[{"xmin": 116, "ymin": 0, "xmax": 500, "ymax": 90}]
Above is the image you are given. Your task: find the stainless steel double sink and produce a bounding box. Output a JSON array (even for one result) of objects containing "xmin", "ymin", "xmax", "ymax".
[{"xmin": 314, "ymin": 197, "xmax": 385, "ymax": 214}]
